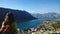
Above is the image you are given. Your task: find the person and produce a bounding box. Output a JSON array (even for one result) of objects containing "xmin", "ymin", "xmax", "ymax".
[{"xmin": 0, "ymin": 12, "xmax": 19, "ymax": 34}]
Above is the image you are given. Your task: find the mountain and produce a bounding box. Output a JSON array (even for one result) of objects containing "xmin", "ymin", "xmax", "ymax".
[
  {"xmin": 0, "ymin": 7, "xmax": 36, "ymax": 23},
  {"xmin": 32, "ymin": 13, "xmax": 60, "ymax": 20}
]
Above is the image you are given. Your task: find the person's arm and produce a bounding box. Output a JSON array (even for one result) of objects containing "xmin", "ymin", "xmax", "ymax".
[
  {"xmin": 0, "ymin": 21, "xmax": 6, "ymax": 34},
  {"xmin": 0, "ymin": 21, "xmax": 5, "ymax": 32}
]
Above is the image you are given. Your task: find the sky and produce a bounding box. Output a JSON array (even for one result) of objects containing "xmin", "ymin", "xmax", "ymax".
[{"xmin": 0, "ymin": 0, "xmax": 60, "ymax": 14}]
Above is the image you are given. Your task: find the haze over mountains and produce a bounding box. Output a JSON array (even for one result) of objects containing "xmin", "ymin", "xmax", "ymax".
[{"xmin": 32, "ymin": 13, "xmax": 60, "ymax": 20}]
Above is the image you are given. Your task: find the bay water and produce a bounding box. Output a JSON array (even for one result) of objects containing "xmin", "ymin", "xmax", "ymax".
[{"xmin": 17, "ymin": 19, "xmax": 43, "ymax": 30}]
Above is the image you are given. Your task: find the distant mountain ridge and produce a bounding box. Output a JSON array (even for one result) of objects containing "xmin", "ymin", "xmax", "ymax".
[
  {"xmin": 0, "ymin": 7, "xmax": 36, "ymax": 23},
  {"xmin": 32, "ymin": 13, "xmax": 60, "ymax": 20}
]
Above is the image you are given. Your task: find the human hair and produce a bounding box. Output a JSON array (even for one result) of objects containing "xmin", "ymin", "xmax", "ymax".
[{"xmin": 4, "ymin": 12, "xmax": 15, "ymax": 25}]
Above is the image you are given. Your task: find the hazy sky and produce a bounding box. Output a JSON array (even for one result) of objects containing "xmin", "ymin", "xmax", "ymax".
[{"xmin": 0, "ymin": 0, "xmax": 60, "ymax": 14}]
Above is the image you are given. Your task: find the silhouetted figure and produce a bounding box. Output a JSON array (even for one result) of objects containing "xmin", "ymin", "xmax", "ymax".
[{"xmin": 0, "ymin": 12, "xmax": 18, "ymax": 34}]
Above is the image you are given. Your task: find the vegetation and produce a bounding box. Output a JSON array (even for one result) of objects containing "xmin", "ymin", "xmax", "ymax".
[{"xmin": 51, "ymin": 20, "xmax": 60, "ymax": 31}]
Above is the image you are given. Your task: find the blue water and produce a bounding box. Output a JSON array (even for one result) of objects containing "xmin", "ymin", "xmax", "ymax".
[{"xmin": 17, "ymin": 19, "xmax": 43, "ymax": 30}]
